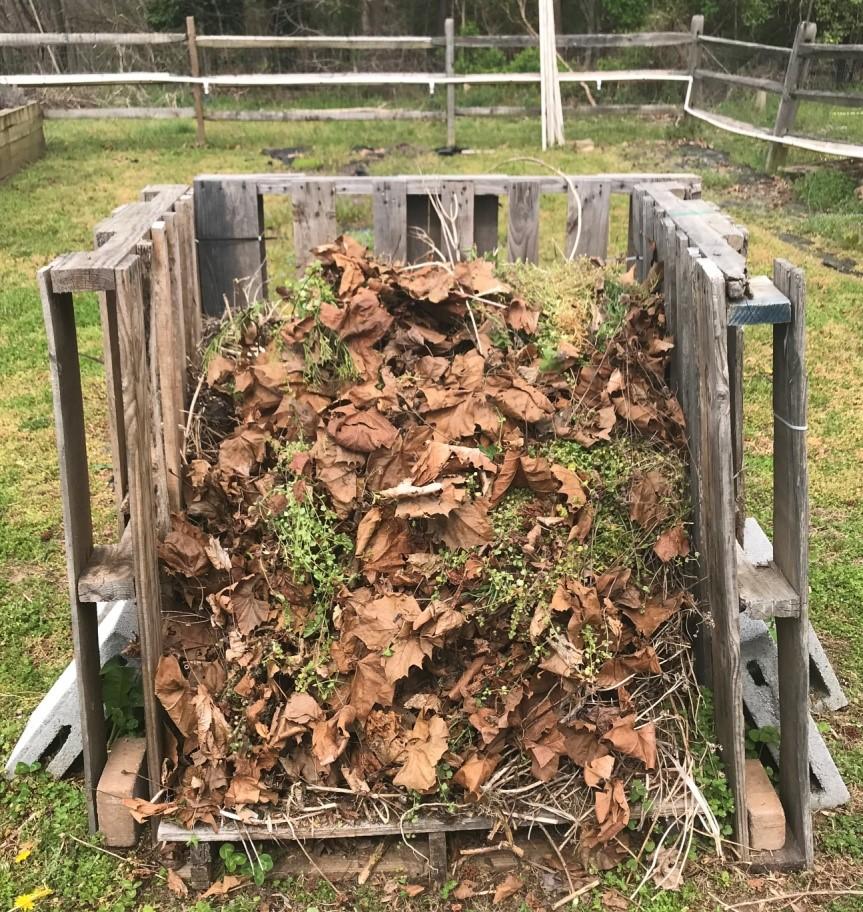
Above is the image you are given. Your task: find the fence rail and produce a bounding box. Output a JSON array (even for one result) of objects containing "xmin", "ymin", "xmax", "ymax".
[{"xmin": 2, "ymin": 17, "xmax": 861, "ymax": 165}]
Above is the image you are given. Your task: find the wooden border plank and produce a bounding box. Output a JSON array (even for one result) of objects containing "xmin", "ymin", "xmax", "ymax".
[
  {"xmin": 772, "ymin": 258, "xmax": 813, "ymax": 867},
  {"xmin": 115, "ymin": 255, "xmax": 165, "ymax": 805},
  {"xmin": 506, "ymin": 181, "xmax": 540, "ymax": 263},
  {"xmin": 372, "ymin": 179, "xmax": 407, "ymax": 262},
  {"xmin": 39, "ymin": 266, "xmax": 106, "ymax": 832},
  {"xmin": 194, "ymin": 176, "xmax": 266, "ymax": 315},
  {"xmin": 292, "ymin": 180, "xmax": 337, "ymax": 269},
  {"xmin": 693, "ymin": 258, "xmax": 748, "ymax": 859},
  {"xmin": 441, "ymin": 180, "xmax": 475, "ymax": 260},
  {"xmin": 566, "ymin": 181, "xmax": 610, "ymax": 259}
]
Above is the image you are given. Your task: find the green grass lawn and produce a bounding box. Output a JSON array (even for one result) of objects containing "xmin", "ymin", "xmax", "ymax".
[{"xmin": 0, "ymin": 111, "xmax": 861, "ymax": 911}]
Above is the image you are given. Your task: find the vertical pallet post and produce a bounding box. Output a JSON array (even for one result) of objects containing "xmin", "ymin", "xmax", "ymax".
[
  {"xmin": 728, "ymin": 326, "xmax": 745, "ymax": 543},
  {"xmin": 292, "ymin": 180, "xmax": 337, "ymax": 269},
  {"xmin": 372, "ymin": 179, "xmax": 408, "ymax": 262},
  {"xmin": 186, "ymin": 16, "xmax": 207, "ymax": 146},
  {"xmin": 444, "ymin": 18, "xmax": 456, "ymax": 150},
  {"xmin": 194, "ymin": 176, "xmax": 266, "ymax": 316},
  {"xmin": 441, "ymin": 180, "xmax": 475, "ymax": 260},
  {"xmin": 693, "ymin": 258, "xmax": 748, "ymax": 859},
  {"xmin": 772, "ymin": 259, "xmax": 813, "ymax": 866},
  {"xmin": 39, "ymin": 267, "xmax": 107, "ymax": 833},
  {"xmin": 506, "ymin": 181, "xmax": 540, "ymax": 263},
  {"xmin": 115, "ymin": 255, "xmax": 165, "ymax": 805},
  {"xmin": 766, "ymin": 22, "xmax": 817, "ymax": 173},
  {"xmin": 566, "ymin": 180, "xmax": 610, "ymax": 260},
  {"xmin": 688, "ymin": 15, "xmax": 705, "ymax": 108}
]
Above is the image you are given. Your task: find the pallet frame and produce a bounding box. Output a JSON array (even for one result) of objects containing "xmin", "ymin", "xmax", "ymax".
[{"xmin": 40, "ymin": 171, "xmax": 812, "ymax": 874}]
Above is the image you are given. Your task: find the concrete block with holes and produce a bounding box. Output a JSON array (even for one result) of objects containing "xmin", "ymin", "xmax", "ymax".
[
  {"xmin": 740, "ymin": 614, "xmax": 850, "ymax": 810},
  {"xmin": 4, "ymin": 599, "xmax": 138, "ymax": 779}
]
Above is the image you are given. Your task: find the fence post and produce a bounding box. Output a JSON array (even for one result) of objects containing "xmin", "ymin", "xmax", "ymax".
[
  {"xmin": 688, "ymin": 15, "xmax": 705, "ymax": 107},
  {"xmin": 445, "ymin": 17, "xmax": 456, "ymax": 149},
  {"xmin": 766, "ymin": 21, "xmax": 816, "ymax": 172},
  {"xmin": 186, "ymin": 15, "xmax": 207, "ymax": 146}
]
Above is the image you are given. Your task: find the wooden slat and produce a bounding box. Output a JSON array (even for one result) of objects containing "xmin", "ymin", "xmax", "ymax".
[
  {"xmin": 194, "ymin": 176, "xmax": 266, "ymax": 316},
  {"xmin": 152, "ymin": 218, "xmax": 185, "ymax": 512},
  {"xmin": 566, "ymin": 181, "xmax": 610, "ymax": 259},
  {"xmin": 728, "ymin": 275, "xmax": 791, "ymax": 326},
  {"xmin": 0, "ymin": 31, "xmax": 184, "ymax": 46},
  {"xmin": 196, "ymin": 34, "xmax": 440, "ymax": 50},
  {"xmin": 694, "ymin": 69, "xmax": 784, "ymax": 95},
  {"xmin": 292, "ymin": 180, "xmax": 337, "ymax": 269},
  {"xmin": 506, "ymin": 181, "xmax": 540, "ymax": 263},
  {"xmin": 698, "ymin": 34, "xmax": 791, "ymax": 55},
  {"xmin": 175, "ymin": 195, "xmax": 202, "ymax": 359},
  {"xmin": 736, "ymin": 545, "xmax": 800, "ymax": 619},
  {"xmin": 372, "ymin": 179, "xmax": 407, "ymax": 262},
  {"xmin": 51, "ymin": 187, "xmax": 188, "ymax": 292},
  {"xmin": 473, "ymin": 195, "xmax": 500, "ymax": 256},
  {"xmin": 792, "ymin": 88, "xmax": 863, "ymax": 108},
  {"xmin": 766, "ymin": 22, "xmax": 817, "ymax": 172},
  {"xmin": 39, "ymin": 266, "xmax": 106, "ymax": 832},
  {"xmin": 252, "ymin": 172, "xmax": 702, "ymax": 197},
  {"xmin": 772, "ymin": 258, "xmax": 814, "ymax": 868},
  {"xmin": 728, "ymin": 325, "xmax": 745, "ymax": 542},
  {"xmin": 798, "ymin": 42, "xmax": 863, "ymax": 59},
  {"xmin": 77, "ymin": 528, "xmax": 134, "ymax": 603},
  {"xmin": 441, "ymin": 180, "xmax": 475, "ymax": 260},
  {"xmin": 693, "ymin": 257, "xmax": 748, "ymax": 859},
  {"xmin": 115, "ymin": 255, "xmax": 164, "ymax": 806}
]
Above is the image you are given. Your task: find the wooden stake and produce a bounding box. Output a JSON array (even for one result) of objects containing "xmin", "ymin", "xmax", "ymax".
[{"xmin": 186, "ymin": 16, "xmax": 206, "ymax": 146}]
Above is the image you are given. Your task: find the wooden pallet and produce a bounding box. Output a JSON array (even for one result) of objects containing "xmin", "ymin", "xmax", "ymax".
[{"xmin": 41, "ymin": 172, "xmax": 812, "ymax": 875}]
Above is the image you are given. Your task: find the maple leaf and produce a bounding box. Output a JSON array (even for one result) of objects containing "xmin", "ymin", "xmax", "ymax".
[
  {"xmin": 653, "ymin": 524, "xmax": 690, "ymax": 562},
  {"xmin": 154, "ymin": 655, "xmax": 196, "ymax": 737},
  {"xmin": 327, "ymin": 404, "xmax": 399, "ymax": 453}
]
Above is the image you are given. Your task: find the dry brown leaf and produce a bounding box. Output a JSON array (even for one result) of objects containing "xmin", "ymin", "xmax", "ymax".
[
  {"xmin": 493, "ymin": 874, "xmax": 524, "ymax": 903},
  {"xmin": 653, "ymin": 524, "xmax": 690, "ymax": 562},
  {"xmin": 327, "ymin": 404, "xmax": 399, "ymax": 453},
  {"xmin": 166, "ymin": 867, "xmax": 189, "ymax": 897},
  {"xmin": 202, "ymin": 875, "xmax": 245, "ymax": 897},
  {"xmin": 121, "ymin": 796, "xmax": 178, "ymax": 823},
  {"xmin": 392, "ymin": 714, "xmax": 448, "ymax": 792}
]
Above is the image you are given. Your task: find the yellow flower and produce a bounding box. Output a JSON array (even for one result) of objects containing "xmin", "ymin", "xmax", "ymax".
[
  {"xmin": 13, "ymin": 886, "xmax": 53, "ymax": 910},
  {"xmin": 13, "ymin": 847, "xmax": 32, "ymax": 864}
]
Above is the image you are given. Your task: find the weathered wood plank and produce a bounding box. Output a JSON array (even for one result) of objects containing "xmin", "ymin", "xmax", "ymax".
[
  {"xmin": 39, "ymin": 266, "xmax": 106, "ymax": 832},
  {"xmin": 441, "ymin": 180, "xmax": 475, "ymax": 260},
  {"xmin": 292, "ymin": 180, "xmax": 337, "ymax": 269},
  {"xmin": 772, "ymin": 258, "xmax": 813, "ymax": 868},
  {"xmin": 728, "ymin": 275, "xmax": 791, "ymax": 326},
  {"xmin": 175, "ymin": 195, "xmax": 202, "ymax": 360},
  {"xmin": 736, "ymin": 545, "xmax": 800, "ymax": 619},
  {"xmin": 115, "ymin": 255, "xmax": 164, "ymax": 809},
  {"xmin": 77, "ymin": 528, "xmax": 134, "ymax": 603},
  {"xmin": 566, "ymin": 181, "xmax": 610, "ymax": 259},
  {"xmin": 506, "ymin": 181, "xmax": 540, "ymax": 263},
  {"xmin": 151, "ymin": 219, "xmax": 184, "ymax": 514},
  {"xmin": 372, "ymin": 179, "xmax": 407, "ymax": 262},
  {"xmin": 51, "ymin": 187, "xmax": 188, "ymax": 292},
  {"xmin": 194, "ymin": 176, "xmax": 266, "ymax": 315},
  {"xmin": 693, "ymin": 257, "xmax": 748, "ymax": 859},
  {"xmin": 728, "ymin": 325, "xmax": 745, "ymax": 542},
  {"xmin": 766, "ymin": 22, "xmax": 817, "ymax": 172}
]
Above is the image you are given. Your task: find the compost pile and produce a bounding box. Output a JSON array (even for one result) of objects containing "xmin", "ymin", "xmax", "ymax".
[{"xmin": 154, "ymin": 238, "xmax": 696, "ymax": 864}]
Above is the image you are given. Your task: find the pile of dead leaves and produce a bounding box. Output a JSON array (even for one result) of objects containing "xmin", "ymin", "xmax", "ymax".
[{"xmin": 152, "ymin": 237, "xmax": 694, "ymax": 864}]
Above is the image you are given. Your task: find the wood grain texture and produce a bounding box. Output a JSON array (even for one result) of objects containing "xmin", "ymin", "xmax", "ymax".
[
  {"xmin": 693, "ymin": 257, "xmax": 748, "ymax": 859},
  {"xmin": 39, "ymin": 266, "xmax": 106, "ymax": 832},
  {"xmin": 372, "ymin": 179, "xmax": 407, "ymax": 262},
  {"xmin": 194, "ymin": 176, "xmax": 266, "ymax": 315},
  {"xmin": 77, "ymin": 528, "xmax": 134, "ymax": 603},
  {"xmin": 736, "ymin": 545, "xmax": 800, "ymax": 619},
  {"xmin": 51, "ymin": 187, "xmax": 188, "ymax": 293},
  {"xmin": 766, "ymin": 22, "xmax": 817, "ymax": 170},
  {"xmin": 441, "ymin": 180, "xmax": 475, "ymax": 260},
  {"xmin": 175, "ymin": 195, "xmax": 202, "ymax": 360},
  {"xmin": 772, "ymin": 258, "xmax": 813, "ymax": 867},
  {"xmin": 151, "ymin": 219, "xmax": 184, "ymax": 514},
  {"xmin": 115, "ymin": 255, "xmax": 164, "ymax": 808},
  {"xmin": 292, "ymin": 180, "xmax": 337, "ymax": 268},
  {"xmin": 506, "ymin": 181, "xmax": 540, "ymax": 263},
  {"xmin": 728, "ymin": 326, "xmax": 745, "ymax": 542},
  {"xmin": 566, "ymin": 181, "xmax": 610, "ymax": 259}
]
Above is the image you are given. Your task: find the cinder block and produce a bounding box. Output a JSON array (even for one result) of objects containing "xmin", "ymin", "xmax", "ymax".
[
  {"xmin": 740, "ymin": 520, "xmax": 848, "ymax": 715},
  {"xmin": 745, "ymin": 758, "xmax": 786, "ymax": 851},
  {"xmin": 96, "ymin": 736, "xmax": 147, "ymax": 847},
  {"xmin": 740, "ymin": 615, "xmax": 850, "ymax": 810},
  {"xmin": 5, "ymin": 599, "xmax": 138, "ymax": 779}
]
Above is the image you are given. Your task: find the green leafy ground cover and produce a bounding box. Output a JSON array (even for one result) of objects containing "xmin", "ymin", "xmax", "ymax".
[{"xmin": 0, "ymin": 110, "xmax": 860, "ymax": 911}]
